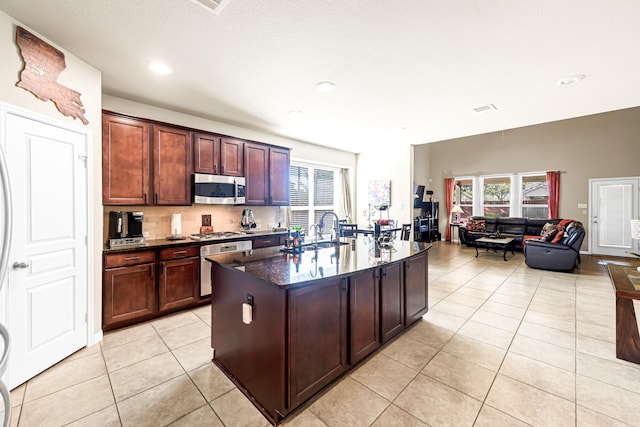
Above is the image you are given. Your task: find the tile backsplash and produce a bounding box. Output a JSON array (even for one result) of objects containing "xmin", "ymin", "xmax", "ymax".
[{"xmin": 103, "ymin": 205, "xmax": 287, "ymax": 242}]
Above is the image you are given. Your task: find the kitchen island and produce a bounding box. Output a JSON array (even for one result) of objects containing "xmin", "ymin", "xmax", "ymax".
[{"xmin": 207, "ymin": 236, "xmax": 431, "ymax": 425}]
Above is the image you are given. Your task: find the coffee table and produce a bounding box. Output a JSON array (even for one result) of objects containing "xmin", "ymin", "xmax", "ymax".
[{"xmin": 474, "ymin": 236, "xmax": 516, "ymax": 261}]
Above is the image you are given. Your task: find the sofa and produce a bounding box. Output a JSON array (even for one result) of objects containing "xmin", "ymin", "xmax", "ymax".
[
  {"xmin": 459, "ymin": 216, "xmax": 560, "ymax": 250},
  {"xmin": 524, "ymin": 221, "xmax": 585, "ymax": 271}
]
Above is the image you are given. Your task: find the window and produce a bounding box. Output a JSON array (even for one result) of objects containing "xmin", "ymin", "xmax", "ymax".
[
  {"xmin": 289, "ymin": 162, "xmax": 339, "ymax": 234},
  {"xmin": 521, "ymin": 174, "xmax": 549, "ymax": 218},
  {"xmin": 456, "ymin": 178, "xmax": 473, "ymax": 219},
  {"xmin": 483, "ymin": 176, "xmax": 511, "ymax": 217}
]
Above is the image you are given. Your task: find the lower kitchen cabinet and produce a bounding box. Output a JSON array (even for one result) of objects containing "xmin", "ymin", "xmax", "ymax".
[
  {"xmin": 349, "ymin": 269, "xmax": 380, "ymax": 364},
  {"xmin": 158, "ymin": 246, "xmax": 200, "ymax": 313},
  {"xmin": 288, "ymin": 278, "xmax": 348, "ymax": 408},
  {"xmin": 210, "ymin": 249, "xmax": 429, "ymax": 424},
  {"xmin": 404, "ymin": 251, "xmax": 429, "ymax": 324},
  {"xmin": 103, "ymin": 245, "xmax": 203, "ymax": 331},
  {"xmin": 380, "ymin": 262, "xmax": 404, "ymax": 342},
  {"xmin": 103, "ymin": 250, "xmax": 156, "ymax": 329}
]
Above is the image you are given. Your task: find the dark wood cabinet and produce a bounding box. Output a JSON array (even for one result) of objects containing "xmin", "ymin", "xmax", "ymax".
[
  {"xmin": 252, "ymin": 234, "xmax": 286, "ymax": 249},
  {"xmin": 289, "ymin": 278, "xmax": 348, "ymax": 408},
  {"xmin": 193, "ymin": 132, "xmax": 219, "ymax": 175},
  {"xmin": 103, "ymin": 112, "xmax": 193, "ymax": 206},
  {"xmin": 209, "ymin": 247, "xmax": 429, "ymax": 424},
  {"xmin": 193, "ymin": 133, "xmax": 244, "ymax": 176},
  {"xmin": 152, "ymin": 125, "xmax": 192, "ymax": 205},
  {"xmin": 220, "ymin": 137, "xmax": 244, "ymax": 176},
  {"xmin": 158, "ymin": 246, "xmax": 199, "ymax": 313},
  {"xmin": 103, "ymin": 250, "xmax": 156, "ymax": 329},
  {"xmin": 404, "ymin": 251, "xmax": 429, "ymax": 324},
  {"xmin": 349, "ymin": 270, "xmax": 380, "ymax": 364},
  {"xmin": 244, "ymin": 142, "xmax": 269, "ymax": 205},
  {"xmin": 102, "ymin": 114, "xmax": 151, "ymax": 205},
  {"xmin": 245, "ymin": 142, "xmax": 290, "ymax": 206},
  {"xmin": 380, "ymin": 262, "xmax": 404, "ymax": 342},
  {"xmin": 269, "ymin": 147, "xmax": 290, "ymax": 205}
]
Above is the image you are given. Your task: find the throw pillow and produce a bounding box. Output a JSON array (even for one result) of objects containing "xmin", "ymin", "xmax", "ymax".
[
  {"xmin": 469, "ymin": 219, "xmax": 486, "ymax": 232},
  {"xmin": 540, "ymin": 222, "xmax": 556, "ymax": 238},
  {"xmin": 551, "ymin": 224, "xmax": 566, "ymax": 244},
  {"xmin": 542, "ymin": 229, "xmax": 558, "ymax": 242}
]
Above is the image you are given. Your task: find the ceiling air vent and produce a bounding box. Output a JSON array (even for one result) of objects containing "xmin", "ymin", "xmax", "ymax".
[
  {"xmin": 473, "ymin": 104, "xmax": 498, "ymax": 113},
  {"xmin": 191, "ymin": 0, "xmax": 231, "ymax": 15}
]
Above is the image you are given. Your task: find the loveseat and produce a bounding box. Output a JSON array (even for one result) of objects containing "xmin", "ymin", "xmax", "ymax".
[
  {"xmin": 459, "ymin": 216, "xmax": 560, "ymax": 250},
  {"xmin": 524, "ymin": 221, "xmax": 585, "ymax": 271}
]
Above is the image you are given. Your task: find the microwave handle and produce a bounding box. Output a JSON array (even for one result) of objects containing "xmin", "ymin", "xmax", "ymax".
[{"xmin": 234, "ymin": 177, "xmax": 238, "ymax": 202}]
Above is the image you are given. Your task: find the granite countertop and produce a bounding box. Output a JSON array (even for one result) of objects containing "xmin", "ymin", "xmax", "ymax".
[
  {"xmin": 103, "ymin": 229, "xmax": 287, "ymax": 253},
  {"xmin": 207, "ymin": 236, "xmax": 431, "ymax": 288}
]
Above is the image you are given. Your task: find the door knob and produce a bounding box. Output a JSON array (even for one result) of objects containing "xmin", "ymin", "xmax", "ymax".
[{"xmin": 12, "ymin": 261, "xmax": 29, "ymax": 269}]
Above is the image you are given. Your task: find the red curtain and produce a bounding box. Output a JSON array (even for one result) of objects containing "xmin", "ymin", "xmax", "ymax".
[
  {"xmin": 444, "ymin": 178, "xmax": 455, "ymax": 241},
  {"xmin": 546, "ymin": 171, "xmax": 560, "ymax": 218}
]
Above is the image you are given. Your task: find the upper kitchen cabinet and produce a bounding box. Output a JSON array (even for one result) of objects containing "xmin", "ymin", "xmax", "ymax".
[
  {"xmin": 193, "ymin": 133, "xmax": 244, "ymax": 176},
  {"xmin": 152, "ymin": 125, "xmax": 192, "ymax": 205},
  {"xmin": 245, "ymin": 142, "xmax": 290, "ymax": 206},
  {"xmin": 269, "ymin": 147, "xmax": 290, "ymax": 205},
  {"xmin": 102, "ymin": 112, "xmax": 193, "ymax": 206},
  {"xmin": 102, "ymin": 114, "xmax": 151, "ymax": 205}
]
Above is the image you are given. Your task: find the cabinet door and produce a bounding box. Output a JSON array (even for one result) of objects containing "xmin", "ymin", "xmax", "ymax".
[
  {"xmin": 220, "ymin": 137, "xmax": 244, "ymax": 176},
  {"xmin": 349, "ymin": 269, "xmax": 380, "ymax": 364},
  {"xmin": 244, "ymin": 142, "xmax": 269, "ymax": 205},
  {"xmin": 153, "ymin": 125, "xmax": 192, "ymax": 205},
  {"xmin": 102, "ymin": 114, "xmax": 151, "ymax": 205},
  {"xmin": 158, "ymin": 257, "xmax": 199, "ymax": 313},
  {"xmin": 269, "ymin": 147, "xmax": 290, "ymax": 205},
  {"xmin": 404, "ymin": 251, "xmax": 428, "ymax": 325},
  {"xmin": 380, "ymin": 262, "xmax": 404, "ymax": 342},
  {"xmin": 289, "ymin": 278, "xmax": 347, "ymax": 408},
  {"xmin": 193, "ymin": 132, "xmax": 219, "ymax": 174},
  {"xmin": 103, "ymin": 263, "xmax": 155, "ymax": 329},
  {"xmin": 252, "ymin": 235, "xmax": 281, "ymax": 249}
]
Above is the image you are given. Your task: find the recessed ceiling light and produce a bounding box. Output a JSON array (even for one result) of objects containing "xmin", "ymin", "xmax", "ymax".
[
  {"xmin": 148, "ymin": 61, "xmax": 173, "ymax": 75},
  {"xmin": 556, "ymin": 74, "xmax": 586, "ymax": 86},
  {"xmin": 315, "ymin": 81, "xmax": 336, "ymax": 92},
  {"xmin": 288, "ymin": 110, "xmax": 303, "ymax": 118}
]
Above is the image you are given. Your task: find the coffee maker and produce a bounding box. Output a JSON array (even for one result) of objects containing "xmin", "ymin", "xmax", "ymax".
[
  {"xmin": 108, "ymin": 211, "xmax": 124, "ymax": 239},
  {"xmin": 126, "ymin": 211, "xmax": 144, "ymax": 237},
  {"xmin": 107, "ymin": 211, "xmax": 145, "ymax": 248}
]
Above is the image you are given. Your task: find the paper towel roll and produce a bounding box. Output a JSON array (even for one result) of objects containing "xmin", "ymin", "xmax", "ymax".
[{"xmin": 170, "ymin": 213, "xmax": 182, "ymax": 236}]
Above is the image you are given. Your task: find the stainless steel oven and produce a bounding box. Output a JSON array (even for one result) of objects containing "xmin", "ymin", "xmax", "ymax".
[{"xmin": 200, "ymin": 240, "xmax": 252, "ymax": 296}]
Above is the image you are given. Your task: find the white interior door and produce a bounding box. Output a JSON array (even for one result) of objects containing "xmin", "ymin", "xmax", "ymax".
[
  {"xmin": 3, "ymin": 109, "xmax": 89, "ymax": 389},
  {"xmin": 590, "ymin": 178, "xmax": 640, "ymax": 256}
]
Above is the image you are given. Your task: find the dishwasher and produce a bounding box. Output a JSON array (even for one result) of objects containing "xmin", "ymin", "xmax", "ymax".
[{"xmin": 200, "ymin": 240, "xmax": 253, "ymax": 297}]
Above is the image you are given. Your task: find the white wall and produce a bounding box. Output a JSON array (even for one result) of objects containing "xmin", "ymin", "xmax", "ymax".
[
  {"xmin": 356, "ymin": 147, "xmax": 413, "ymax": 231},
  {"xmin": 0, "ymin": 11, "xmax": 103, "ymax": 338}
]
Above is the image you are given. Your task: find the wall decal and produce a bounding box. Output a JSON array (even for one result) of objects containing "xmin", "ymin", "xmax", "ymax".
[{"xmin": 15, "ymin": 26, "xmax": 89, "ymax": 125}]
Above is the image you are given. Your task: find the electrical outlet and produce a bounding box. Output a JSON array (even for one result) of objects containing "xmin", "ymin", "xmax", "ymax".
[
  {"xmin": 256, "ymin": 223, "xmax": 262, "ymax": 229},
  {"xmin": 268, "ymin": 222, "xmax": 276, "ymax": 228}
]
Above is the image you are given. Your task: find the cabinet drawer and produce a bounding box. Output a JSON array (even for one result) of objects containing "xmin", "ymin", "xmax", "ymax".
[
  {"xmin": 252, "ymin": 236, "xmax": 280, "ymax": 248},
  {"xmin": 159, "ymin": 245, "xmax": 199, "ymax": 260},
  {"xmin": 105, "ymin": 250, "xmax": 156, "ymax": 268}
]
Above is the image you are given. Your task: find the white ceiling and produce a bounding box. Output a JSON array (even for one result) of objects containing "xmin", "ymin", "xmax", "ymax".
[{"xmin": 1, "ymin": 0, "xmax": 639, "ymax": 153}]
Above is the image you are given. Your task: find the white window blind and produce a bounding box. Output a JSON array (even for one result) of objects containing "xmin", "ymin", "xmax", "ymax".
[{"xmin": 290, "ymin": 162, "xmax": 338, "ymax": 233}]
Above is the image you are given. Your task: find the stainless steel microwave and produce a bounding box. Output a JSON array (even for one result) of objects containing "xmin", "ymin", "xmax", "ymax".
[{"xmin": 193, "ymin": 173, "xmax": 246, "ymax": 205}]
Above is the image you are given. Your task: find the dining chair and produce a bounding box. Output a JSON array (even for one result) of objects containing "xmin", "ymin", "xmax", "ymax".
[{"xmin": 401, "ymin": 223, "xmax": 411, "ymax": 241}]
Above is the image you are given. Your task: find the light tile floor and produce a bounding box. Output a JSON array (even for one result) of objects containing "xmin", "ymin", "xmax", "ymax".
[{"xmin": 8, "ymin": 242, "xmax": 640, "ymax": 426}]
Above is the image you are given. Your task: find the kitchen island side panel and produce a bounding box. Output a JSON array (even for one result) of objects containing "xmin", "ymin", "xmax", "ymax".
[{"xmin": 210, "ymin": 263, "xmax": 287, "ymax": 418}]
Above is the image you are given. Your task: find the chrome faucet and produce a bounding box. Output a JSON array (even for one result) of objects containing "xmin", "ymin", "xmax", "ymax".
[
  {"xmin": 319, "ymin": 211, "xmax": 340, "ymax": 243},
  {"xmin": 309, "ymin": 223, "xmax": 319, "ymax": 248}
]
